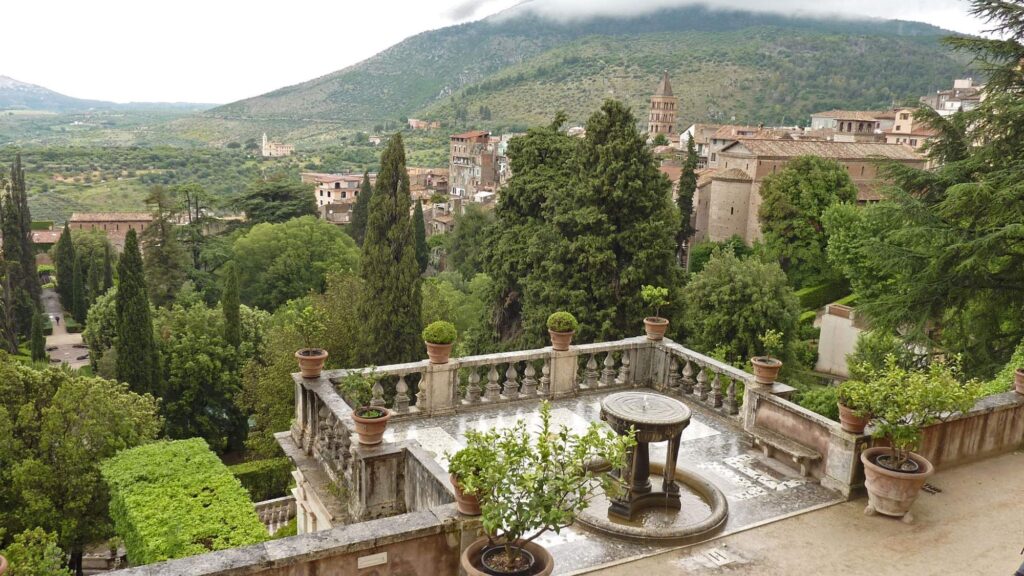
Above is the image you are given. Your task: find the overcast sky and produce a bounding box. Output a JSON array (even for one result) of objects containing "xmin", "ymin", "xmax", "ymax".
[{"xmin": 0, "ymin": 0, "xmax": 987, "ymax": 104}]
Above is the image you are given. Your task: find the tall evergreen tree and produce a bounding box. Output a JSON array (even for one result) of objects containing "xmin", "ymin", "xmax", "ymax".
[
  {"xmin": 71, "ymin": 252, "xmax": 88, "ymax": 324},
  {"xmin": 1, "ymin": 191, "xmax": 33, "ymax": 335},
  {"xmin": 53, "ymin": 222, "xmax": 76, "ymax": 307},
  {"xmin": 115, "ymin": 229, "xmax": 160, "ymax": 395},
  {"xmin": 222, "ymin": 261, "xmax": 241, "ymax": 351},
  {"xmin": 102, "ymin": 243, "xmax": 114, "ymax": 291},
  {"xmin": 30, "ymin": 312, "xmax": 46, "ymax": 362},
  {"xmin": 412, "ymin": 199, "xmax": 429, "ymax": 274},
  {"xmin": 356, "ymin": 133, "xmax": 423, "ymax": 365},
  {"xmin": 0, "ymin": 263, "xmax": 20, "ymax": 352},
  {"xmin": 87, "ymin": 254, "xmax": 102, "ymax": 306},
  {"xmin": 677, "ymin": 136, "xmax": 698, "ymax": 263},
  {"xmin": 142, "ymin": 186, "xmax": 189, "ymax": 306},
  {"xmin": 11, "ymin": 155, "xmax": 41, "ymax": 307},
  {"xmin": 349, "ymin": 171, "xmax": 373, "ymax": 246}
]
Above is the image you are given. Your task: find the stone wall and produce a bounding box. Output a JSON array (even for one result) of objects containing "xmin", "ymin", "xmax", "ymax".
[{"xmin": 917, "ymin": 391, "xmax": 1024, "ymax": 469}]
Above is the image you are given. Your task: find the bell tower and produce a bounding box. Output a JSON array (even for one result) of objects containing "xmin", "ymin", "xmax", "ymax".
[{"xmin": 648, "ymin": 71, "xmax": 678, "ymax": 136}]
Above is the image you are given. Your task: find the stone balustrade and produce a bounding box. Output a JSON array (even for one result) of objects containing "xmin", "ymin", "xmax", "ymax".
[{"xmin": 255, "ymin": 496, "xmax": 297, "ymax": 536}]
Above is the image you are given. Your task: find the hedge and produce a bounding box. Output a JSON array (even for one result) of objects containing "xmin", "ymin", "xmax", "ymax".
[
  {"xmin": 64, "ymin": 318, "xmax": 83, "ymax": 333},
  {"xmin": 794, "ymin": 281, "xmax": 848, "ymax": 312},
  {"xmin": 101, "ymin": 438, "xmax": 269, "ymax": 565},
  {"xmin": 229, "ymin": 457, "xmax": 293, "ymax": 503},
  {"xmin": 43, "ymin": 316, "xmax": 53, "ymax": 336}
]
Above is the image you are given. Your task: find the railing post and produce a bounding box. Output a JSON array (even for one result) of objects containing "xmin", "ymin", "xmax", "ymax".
[
  {"xmin": 549, "ymin": 349, "xmax": 578, "ymax": 398},
  {"xmin": 421, "ymin": 362, "xmax": 457, "ymax": 415}
]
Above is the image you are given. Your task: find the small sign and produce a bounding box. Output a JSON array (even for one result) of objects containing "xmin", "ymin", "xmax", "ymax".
[{"xmin": 357, "ymin": 552, "xmax": 388, "ymax": 569}]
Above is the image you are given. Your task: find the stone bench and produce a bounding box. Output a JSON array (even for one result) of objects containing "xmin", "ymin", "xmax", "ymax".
[{"xmin": 749, "ymin": 424, "xmax": 822, "ymax": 477}]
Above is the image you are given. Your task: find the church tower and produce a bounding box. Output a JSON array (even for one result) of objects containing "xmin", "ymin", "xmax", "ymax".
[{"xmin": 648, "ymin": 71, "xmax": 678, "ymax": 136}]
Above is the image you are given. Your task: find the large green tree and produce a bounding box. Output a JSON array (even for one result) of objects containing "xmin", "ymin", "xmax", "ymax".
[
  {"xmin": 3, "ymin": 155, "xmax": 41, "ymax": 330},
  {"xmin": 448, "ymin": 203, "xmax": 495, "ymax": 278},
  {"xmin": 348, "ymin": 171, "xmax": 373, "ymax": 246},
  {"xmin": 29, "ymin": 314, "xmax": 46, "ymax": 363},
  {"xmin": 142, "ymin": 186, "xmax": 190, "ymax": 307},
  {"xmin": 115, "ymin": 230, "xmax": 160, "ymax": 396},
  {"xmin": 757, "ymin": 155, "xmax": 857, "ymax": 288},
  {"xmin": 677, "ymin": 135, "xmax": 698, "ymax": 260},
  {"xmin": 238, "ymin": 173, "xmax": 316, "ymax": 225},
  {"xmin": 356, "ymin": 133, "xmax": 423, "ymax": 365},
  {"xmin": 222, "ymin": 261, "xmax": 241, "ymax": 350},
  {"xmin": 1, "ymin": 191, "xmax": 34, "ymax": 336},
  {"xmin": 412, "ymin": 199, "xmax": 429, "ymax": 274},
  {"xmin": 70, "ymin": 253, "xmax": 87, "ymax": 325},
  {"xmin": 53, "ymin": 223, "xmax": 75, "ymax": 310}
]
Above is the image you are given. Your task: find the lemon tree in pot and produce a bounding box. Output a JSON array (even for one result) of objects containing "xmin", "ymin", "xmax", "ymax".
[
  {"xmin": 857, "ymin": 356, "xmax": 980, "ymax": 522},
  {"xmin": 750, "ymin": 329, "xmax": 784, "ymax": 385},
  {"xmin": 641, "ymin": 285, "xmax": 670, "ymax": 340},
  {"xmin": 449, "ymin": 402, "xmax": 635, "ymax": 576},
  {"xmin": 836, "ymin": 379, "xmax": 871, "ymax": 434},
  {"xmin": 294, "ymin": 306, "xmax": 328, "ymax": 378},
  {"xmin": 546, "ymin": 311, "xmax": 578, "ymax": 351},
  {"xmin": 338, "ymin": 369, "xmax": 392, "ymax": 445},
  {"xmin": 423, "ymin": 320, "xmax": 457, "ymax": 364}
]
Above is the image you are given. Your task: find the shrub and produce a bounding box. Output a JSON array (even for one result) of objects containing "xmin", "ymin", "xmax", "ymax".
[
  {"xmin": 0, "ymin": 528, "xmax": 72, "ymax": 576},
  {"xmin": 794, "ymin": 281, "xmax": 848, "ymax": 312},
  {"xmin": 64, "ymin": 317, "xmax": 83, "ymax": 333},
  {"xmin": 422, "ymin": 320, "xmax": 457, "ymax": 344},
  {"xmin": 337, "ymin": 369, "xmax": 377, "ymax": 408},
  {"xmin": 640, "ymin": 285, "xmax": 670, "ymax": 318},
  {"xmin": 295, "ymin": 306, "xmax": 326, "ymax": 351},
  {"xmin": 270, "ymin": 518, "xmax": 297, "ymax": 540},
  {"xmin": 796, "ymin": 386, "xmax": 839, "ymax": 421},
  {"xmin": 101, "ymin": 438, "xmax": 269, "ymax": 565},
  {"xmin": 546, "ymin": 311, "xmax": 578, "ymax": 333},
  {"xmin": 229, "ymin": 457, "xmax": 293, "ymax": 503}
]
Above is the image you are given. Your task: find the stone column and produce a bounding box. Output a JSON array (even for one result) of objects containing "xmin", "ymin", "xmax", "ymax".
[
  {"xmin": 421, "ymin": 362, "xmax": 457, "ymax": 415},
  {"xmin": 548, "ymin": 349, "xmax": 578, "ymax": 398}
]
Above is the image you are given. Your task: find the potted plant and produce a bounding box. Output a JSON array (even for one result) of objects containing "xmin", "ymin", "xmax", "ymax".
[
  {"xmin": 750, "ymin": 329, "xmax": 784, "ymax": 385},
  {"xmin": 446, "ymin": 439, "xmax": 494, "ymax": 517},
  {"xmin": 450, "ymin": 402, "xmax": 634, "ymax": 576},
  {"xmin": 1015, "ymin": 367, "xmax": 1024, "ymax": 395},
  {"xmin": 836, "ymin": 379, "xmax": 871, "ymax": 434},
  {"xmin": 546, "ymin": 311, "xmax": 578, "ymax": 351},
  {"xmin": 340, "ymin": 370, "xmax": 392, "ymax": 445},
  {"xmin": 857, "ymin": 356, "xmax": 980, "ymax": 523},
  {"xmin": 294, "ymin": 306, "xmax": 328, "ymax": 378},
  {"xmin": 640, "ymin": 285, "xmax": 670, "ymax": 340},
  {"xmin": 423, "ymin": 320, "xmax": 457, "ymax": 364}
]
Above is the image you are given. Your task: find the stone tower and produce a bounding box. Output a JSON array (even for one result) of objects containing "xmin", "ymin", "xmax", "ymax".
[{"xmin": 648, "ymin": 71, "xmax": 678, "ymax": 136}]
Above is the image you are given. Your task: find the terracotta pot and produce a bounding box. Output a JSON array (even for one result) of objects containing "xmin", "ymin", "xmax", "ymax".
[
  {"xmin": 461, "ymin": 537, "xmax": 553, "ymax": 576},
  {"xmin": 351, "ymin": 407, "xmax": 392, "ymax": 445},
  {"xmin": 425, "ymin": 341, "xmax": 453, "ymax": 364},
  {"xmin": 548, "ymin": 330, "xmax": 574, "ymax": 351},
  {"xmin": 643, "ymin": 317, "xmax": 669, "ymax": 340},
  {"xmin": 1015, "ymin": 368, "xmax": 1024, "ymax": 395},
  {"xmin": 838, "ymin": 402, "xmax": 870, "ymax": 434},
  {"xmin": 295, "ymin": 349, "xmax": 328, "ymax": 378},
  {"xmin": 861, "ymin": 446, "xmax": 934, "ymax": 523},
  {"xmin": 450, "ymin": 474, "xmax": 481, "ymax": 516},
  {"xmin": 0, "ymin": 554, "xmax": 7, "ymax": 576},
  {"xmin": 750, "ymin": 356, "xmax": 782, "ymax": 385}
]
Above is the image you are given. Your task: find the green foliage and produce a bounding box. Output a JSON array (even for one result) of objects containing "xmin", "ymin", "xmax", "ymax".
[
  {"xmin": 758, "ymin": 329, "xmax": 785, "ymax": 359},
  {"xmin": 221, "ymin": 262, "xmax": 241, "ymax": 350},
  {"xmin": 101, "ymin": 438, "xmax": 269, "ymax": 566},
  {"xmin": 986, "ymin": 337, "xmax": 1024, "ymax": 395},
  {"xmin": 794, "ymin": 280, "xmax": 849, "ymax": 312},
  {"xmin": 651, "ymin": 133, "xmax": 669, "ymax": 146},
  {"xmin": 758, "ymin": 156, "xmax": 857, "ymax": 288},
  {"xmin": 836, "ymin": 378, "xmax": 872, "ymax": 413},
  {"xmin": 795, "ymin": 386, "xmax": 839, "ymax": 421},
  {"xmin": 336, "ymin": 369, "xmax": 377, "ymax": 408},
  {"xmin": 83, "ymin": 288, "xmax": 117, "ymax": 370},
  {"xmin": 677, "ymin": 137, "xmax": 698, "ymax": 247},
  {"xmin": 295, "ymin": 306, "xmax": 326, "ymax": 351},
  {"xmin": 357, "ymin": 134, "xmax": 424, "ymax": 366},
  {"xmin": 63, "ymin": 317, "xmax": 82, "ymax": 334},
  {"xmin": 238, "ymin": 173, "xmax": 315, "ymax": 225},
  {"xmin": 422, "ymin": 320, "xmax": 457, "ymax": 344},
  {"xmin": 0, "ymin": 528, "xmax": 72, "ymax": 576},
  {"xmin": 231, "ymin": 216, "xmax": 359, "ymax": 310},
  {"xmin": 141, "ymin": 186, "xmax": 189, "ymax": 306},
  {"xmin": 448, "ymin": 203, "xmax": 496, "ymax": 278},
  {"xmin": 70, "ymin": 252, "xmax": 88, "ymax": 324},
  {"xmin": 421, "ymin": 272, "xmax": 493, "ymax": 356},
  {"xmin": 270, "ymin": 519, "xmax": 297, "ymax": 540},
  {"xmin": 640, "ymin": 285, "xmax": 670, "ymax": 319},
  {"xmin": 29, "ymin": 315, "xmax": 45, "ymax": 363},
  {"xmin": 687, "ymin": 235, "xmax": 749, "ymax": 274},
  {"xmin": 446, "ymin": 402, "xmax": 634, "ymax": 559},
  {"xmin": 846, "ymin": 330, "xmax": 918, "ymax": 382},
  {"xmin": 546, "ymin": 311, "xmax": 578, "ymax": 333},
  {"xmin": 348, "ymin": 172, "xmax": 373, "ymax": 246},
  {"xmin": 682, "ymin": 250, "xmax": 799, "ymax": 364},
  {"xmin": 228, "ymin": 458, "xmax": 293, "ymax": 503},
  {"xmin": 412, "ymin": 200, "xmax": 429, "ymax": 274},
  {"xmin": 115, "ymin": 230, "xmax": 160, "ymax": 395}
]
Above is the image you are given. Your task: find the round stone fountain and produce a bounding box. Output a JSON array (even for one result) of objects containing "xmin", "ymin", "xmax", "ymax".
[{"xmin": 577, "ymin": 391, "xmax": 728, "ymax": 543}]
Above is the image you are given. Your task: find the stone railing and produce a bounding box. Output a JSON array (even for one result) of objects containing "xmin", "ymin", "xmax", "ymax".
[
  {"xmin": 660, "ymin": 341, "xmax": 751, "ymax": 417},
  {"xmin": 255, "ymin": 495, "xmax": 297, "ymax": 536}
]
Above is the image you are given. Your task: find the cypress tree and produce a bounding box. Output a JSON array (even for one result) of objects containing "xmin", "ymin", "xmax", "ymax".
[
  {"xmin": 357, "ymin": 133, "xmax": 423, "ymax": 365},
  {"xmin": 11, "ymin": 155, "xmax": 41, "ymax": 306},
  {"xmin": 677, "ymin": 136, "xmax": 698, "ymax": 263},
  {"xmin": 349, "ymin": 171, "xmax": 373, "ymax": 246},
  {"xmin": 0, "ymin": 262, "xmax": 20, "ymax": 352},
  {"xmin": 54, "ymin": 222, "xmax": 76, "ymax": 307},
  {"xmin": 1, "ymin": 191, "xmax": 32, "ymax": 335},
  {"xmin": 30, "ymin": 312, "xmax": 46, "ymax": 362},
  {"xmin": 103, "ymin": 243, "xmax": 114, "ymax": 291},
  {"xmin": 72, "ymin": 252, "xmax": 88, "ymax": 324},
  {"xmin": 412, "ymin": 199, "xmax": 428, "ymax": 274},
  {"xmin": 222, "ymin": 261, "xmax": 241, "ymax": 350},
  {"xmin": 142, "ymin": 186, "xmax": 188, "ymax": 306},
  {"xmin": 87, "ymin": 254, "xmax": 102, "ymax": 307},
  {"xmin": 115, "ymin": 229, "xmax": 159, "ymax": 395}
]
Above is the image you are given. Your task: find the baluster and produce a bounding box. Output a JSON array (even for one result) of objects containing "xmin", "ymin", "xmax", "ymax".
[
  {"xmin": 617, "ymin": 351, "xmax": 631, "ymax": 386},
  {"xmin": 484, "ymin": 365, "xmax": 501, "ymax": 401},
  {"xmin": 582, "ymin": 354, "xmax": 599, "ymax": 388},
  {"xmin": 600, "ymin": 353, "xmax": 617, "ymax": 387},
  {"xmin": 539, "ymin": 359, "xmax": 551, "ymax": 396},
  {"xmin": 415, "ymin": 376, "xmax": 427, "ymax": 409},
  {"xmin": 681, "ymin": 360, "xmax": 695, "ymax": 394},
  {"xmin": 503, "ymin": 363, "xmax": 520, "ymax": 399},
  {"xmin": 393, "ymin": 375, "xmax": 410, "ymax": 412},
  {"xmin": 521, "ymin": 362, "xmax": 538, "ymax": 397},
  {"xmin": 725, "ymin": 377, "xmax": 738, "ymax": 415},
  {"xmin": 370, "ymin": 377, "xmax": 386, "ymax": 408},
  {"xmin": 668, "ymin": 356, "xmax": 681, "ymax": 393},
  {"xmin": 695, "ymin": 366, "xmax": 708, "ymax": 401},
  {"xmin": 711, "ymin": 373, "xmax": 723, "ymax": 408},
  {"xmin": 465, "ymin": 368, "xmax": 481, "ymax": 404}
]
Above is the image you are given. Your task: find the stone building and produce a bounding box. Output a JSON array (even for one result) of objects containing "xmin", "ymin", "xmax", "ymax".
[
  {"xmin": 68, "ymin": 212, "xmax": 153, "ymax": 251},
  {"xmin": 302, "ymin": 172, "xmax": 377, "ymax": 209},
  {"xmin": 690, "ymin": 139, "xmax": 925, "ymax": 244},
  {"xmin": 647, "ymin": 71, "xmax": 677, "ymax": 136},
  {"xmin": 807, "ymin": 110, "xmax": 890, "ymax": 143},
  {"xmin": 884, "ymin": 108, "xmax": 938, "ymax": 151},
  {"xmin": 261, "ymin": 133, "xmax": 295, "ymax": 157},
  {"xmin": 920, "ymin": 77, "xmax": 983, "ymax": 117},
  {"xmin": 448, "ymin": 130, "xmax": 496, "ymax": 199}
]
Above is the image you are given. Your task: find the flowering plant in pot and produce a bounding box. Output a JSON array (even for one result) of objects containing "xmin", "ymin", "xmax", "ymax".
[
  {"xmin": 750, "ymin": 329, "xmax": 784, "ymax": 385},
  {"xmin": 339, "ymin": 369, "xmax": 392, "ymax": 445},
  {"xmin": 857, "ymin": 356, "xmax": 981, "ymax": 522},
  {"xmin": 546, "ymin": 311, "xmax": 578, "ymax": 351},
  {"xmin": 640, "ymin": 285, "xmax": 670, "ymax": 340},
  {"xmin": 835, "ymin": 379, "xmax": 872, "ymax": 434},
  {"xmin": 294, "ymin": 306, "xmax": 328, "ymax": 378},
  {"xmin": 449, "ymin": 402, "xmax": 635, "ymax": 576},
  {"xmin": 423, "ymin": 320, "xmax": 457, "ymax": 364}
]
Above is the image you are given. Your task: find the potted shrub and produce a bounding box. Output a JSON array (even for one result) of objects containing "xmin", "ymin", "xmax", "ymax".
[
  {"xmin": 294, "ymin": 306, "xmax": 328, "ymax": 378},
  {"xmin": 1015, "ymin": 367, "xmax": 1024, "ymax": 395},
  {"xmin": 546, "ymin": 311, "xmax": 578, "ymax": 351},
  {"xmin": 858, "ymin": 356, "xmax": 980, "ymax": 523},
  {"xmin": 340, "ymin": 370, "xmax": 392, "ymax": 445},
  {"xmin": 423, "ymin": 320, "xmax": 457, "ymax": 364},
  {"xmin": 750, "ymin": 329, "xmax": 784, "ymax": 385},
  {"xmin": 450, "ymin": 402, "xmax": 634, "ymax": 576},
  {"xmin": 640, "ymin": 285, "xmax": 670, "ymax": 340},
  {"xmin": 446, "ymin": 439, "xmax": 494, "ymax": 517},
  {"xmin": 836, "ymin": 379, "xmax": 871, "ymax": 434}
]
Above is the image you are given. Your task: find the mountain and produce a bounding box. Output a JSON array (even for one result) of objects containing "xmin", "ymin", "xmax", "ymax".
[
  {"xmin": 0, "ymin": 75, "xmax": 215, "ymax": 112},
  {"xmin": 193, "ymin": 4, "xmax": 970, "ymax": 143}
]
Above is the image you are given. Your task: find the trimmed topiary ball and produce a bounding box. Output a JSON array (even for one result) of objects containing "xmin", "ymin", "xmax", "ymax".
[
  {"xmin": 423, "ymin": 320, "xmax": 457, "ymax": 344},
  {"xmin": 547, "ymin": 311, "xmax": 579, "ymax": 333}
]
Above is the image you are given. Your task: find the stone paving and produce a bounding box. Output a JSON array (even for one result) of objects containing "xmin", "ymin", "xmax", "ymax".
[
  {"xmin": 383, "ymin": 391, "xmax": 843, "ymax": 575},
  {"xmin": 42, "ymin": 287, "xmax": 89, "ymax": 369}
]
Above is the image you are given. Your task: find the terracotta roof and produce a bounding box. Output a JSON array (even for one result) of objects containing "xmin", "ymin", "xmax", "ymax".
[
  {"xmin": 722, "ymin": 139, "xmax": 924, "ymax": 161},
  {"xmin": 32, "ymin": 230, "xmax": 61, "ymax": 244},
  {"xmin": 69, "ymin": 212, "xmax": 152, "ymax": 222},
  {"xmin": 810, "ymin": 110, "xmax": 887, "ymax": 122},
  {"xmin": 654, "ymin": 71, "xmax": 673, "ymax": 97},
  {"xmin": 696, "ymin": 168, "xmax": 717, "ymax": 187},
  {"xmin": 712, "ymin": 125, "xmax": 762, "ymax": 140},
  {"xmin": 659, "ymin": 165, "xmax": 682, "ymax": 183},
  {"xmin": 451, "ymin": 130, "xmax": 489, "ymax": 140},
  {"xmin": 711, "ymin": 168, "xmax": 753, "ymax": 182}
]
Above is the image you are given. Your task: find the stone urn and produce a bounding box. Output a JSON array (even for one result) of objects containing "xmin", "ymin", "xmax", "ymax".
[
  {"xmin": 643, "ymin": 317, "xmax": 670, "ymax": 340},
  {"xmin": 461, "ymin": 537, "xmax": 553, "ymax": 576},
  {"xmin": 750, "ymin": 356, "xmax": 782, "ymax": 385},
  {"xmin": 1014, "ymin": 368, "xmax": 1024, "ymax": 395},
  {"xmin": 351, "ymin": 407, "xmax": 391, "ymax": 445},
  {"xmin": 861, "ymin": 446, "xmax": 934, "ymax": 523},
  {"xmin": 295, "ymin": 348, "xmax": 328, "ymax": 378},
  {"xmin": 838, "ymin": 403, "xmax": 869, "ymax": 434},
  {"xmin": 450, "ymin": 474, "xmax": 481, "ymax": 516},
  {"xmin": 548, "ymin": 330, "xmax": 574, "ymax": 351}
]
